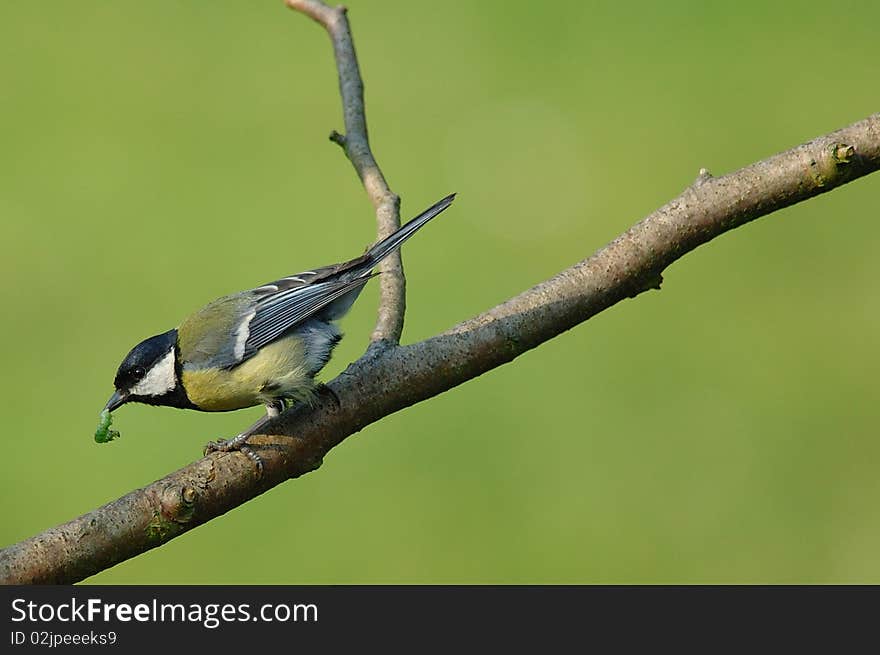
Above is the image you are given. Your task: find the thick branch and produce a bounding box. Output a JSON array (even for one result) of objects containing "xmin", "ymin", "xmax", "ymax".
[
  {"xmin": 2, "ymin": 112, "xmax": 877, "ymax": 584},
  {"xmin": 286, "ymin": 0, "xmax": 405, "ymax": 346}
]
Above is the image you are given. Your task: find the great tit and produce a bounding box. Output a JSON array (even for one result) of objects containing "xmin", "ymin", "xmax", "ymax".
[{"xmin": 104, "ymin": 193, "xmax": 455, "ymax": 470}]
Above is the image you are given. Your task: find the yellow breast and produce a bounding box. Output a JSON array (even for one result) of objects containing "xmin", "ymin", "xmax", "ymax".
[{"xmin": 181, "ymin": 333, "xmax": 314, "ymax": 411}]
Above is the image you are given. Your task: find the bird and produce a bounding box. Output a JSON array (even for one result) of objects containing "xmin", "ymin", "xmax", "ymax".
[{"xmin": 103, "ymin": 193, "xmax": 455, "ymax": 471}]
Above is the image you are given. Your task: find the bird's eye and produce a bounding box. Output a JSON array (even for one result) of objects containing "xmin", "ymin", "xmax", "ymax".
[{"xmin": 133, "ymin": 366, "xmax": 146, "ymax": 379}]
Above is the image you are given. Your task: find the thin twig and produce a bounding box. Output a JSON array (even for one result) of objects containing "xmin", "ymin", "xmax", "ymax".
[{"xmin": 286, "ymin": 0, "xmax": 405, "ymax": 347}]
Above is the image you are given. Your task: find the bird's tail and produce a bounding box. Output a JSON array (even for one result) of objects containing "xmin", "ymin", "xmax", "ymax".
[{"xmin": 364, "ymin": 193, "xmax": 456, "ymax": 268}]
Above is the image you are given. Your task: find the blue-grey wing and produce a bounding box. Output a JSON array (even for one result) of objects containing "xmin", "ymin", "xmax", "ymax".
[
  {"xmin": 235, "ymin": 272, "xmax": 373, "ymax": 364},
  {"xmin": 222, "ymin": 193, "xmax": 455, "ymax": 368}
]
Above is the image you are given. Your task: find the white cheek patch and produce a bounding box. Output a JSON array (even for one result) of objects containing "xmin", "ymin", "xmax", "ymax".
[{"xmin": 131, "ymin": 349, "xmax": 177, "ymax": 397}]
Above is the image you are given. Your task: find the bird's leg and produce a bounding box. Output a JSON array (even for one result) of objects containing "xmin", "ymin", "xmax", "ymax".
[
  {"xmin": 203, "ymin": 400, "xmax": 287, "ymax": 475},
  {"xmin": 265, "ymin": 398, "xmax": 286, "ymax": 418}
]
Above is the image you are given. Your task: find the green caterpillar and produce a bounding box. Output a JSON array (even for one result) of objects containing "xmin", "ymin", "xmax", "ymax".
[{"xmin": 95, "ymin": 409, "xmax": 121, "ymax": 443}]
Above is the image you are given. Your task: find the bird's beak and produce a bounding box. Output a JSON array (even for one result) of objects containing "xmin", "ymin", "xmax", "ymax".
[{"xmin": 104, "ymin": 390, "xmax": 128, "ymax": 413}]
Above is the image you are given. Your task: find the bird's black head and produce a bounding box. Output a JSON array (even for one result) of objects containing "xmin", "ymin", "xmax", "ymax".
[{"xmin": 105, "ymin": 329, "xmax": 192, "ymax": 411}]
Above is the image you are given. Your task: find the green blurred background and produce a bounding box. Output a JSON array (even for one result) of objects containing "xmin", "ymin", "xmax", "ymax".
[{"xmin": 1, "ymin": 1, "xmax": 878, "ymax": 583}]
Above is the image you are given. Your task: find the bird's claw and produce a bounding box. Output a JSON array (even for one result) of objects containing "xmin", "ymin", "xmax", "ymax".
[
  {"xmin": 203, "ymin": 434, "xmax": 264, "ymax": 476},
  {"xmin": 203, "ymin": 439, "xmax": 225, "ymax": 456},
  {"xmin": 238, "ymin": 445, "xmax": 264, "ymax": 476}
]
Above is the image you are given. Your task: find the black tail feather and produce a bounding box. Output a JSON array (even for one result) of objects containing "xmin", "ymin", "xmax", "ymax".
[{"xmin": 365, "ymin": 193, "xmax": 456, "ymax": 267}]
